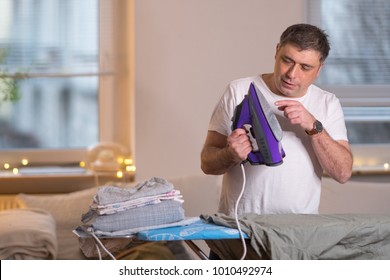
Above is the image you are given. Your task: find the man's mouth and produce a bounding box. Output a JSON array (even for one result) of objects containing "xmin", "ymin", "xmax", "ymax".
[{"xmin": 281, "ymin": 79, "xmax": 296, "ymax": 89}]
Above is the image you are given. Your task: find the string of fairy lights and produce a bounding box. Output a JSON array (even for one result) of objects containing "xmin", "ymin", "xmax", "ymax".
[
  {"xmin": 1, "ymin": 157, "xmax": 136, "ymax": 179},
  {"xmin": 2, "ymin": 160, "xmax": 28, "ymax": 175}
]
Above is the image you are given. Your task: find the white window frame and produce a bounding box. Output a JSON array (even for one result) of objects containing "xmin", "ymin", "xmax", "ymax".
[
  {"xmin": 1, "ymin": 0, "xmax": 135, "ymax": 168},
  {"xmin": 304, "ymin": 0, "xmax": 390, "ymax": 173}
]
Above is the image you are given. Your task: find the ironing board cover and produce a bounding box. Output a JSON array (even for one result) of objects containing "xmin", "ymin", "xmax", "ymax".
[{"xmin": 137, "ymin": 218, "xmax": 247, "ymax": 241}]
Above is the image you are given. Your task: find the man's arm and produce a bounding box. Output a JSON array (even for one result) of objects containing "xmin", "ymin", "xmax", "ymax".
[
  {"xmin": 200, "ymin": 129, "xmax": 251, "ymax": 175},
  {"xmin": 275, "ymin": 99, "xmax": 353, "ymax": 183},
  {"xmin": 309, "ymin": 132, "xmax": 352, "ymax": 183}
]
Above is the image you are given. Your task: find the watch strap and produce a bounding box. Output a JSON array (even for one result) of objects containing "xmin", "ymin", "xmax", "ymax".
[{"xmin": 306, "ymin": 120, "xmax": 323, "ymax": 135}]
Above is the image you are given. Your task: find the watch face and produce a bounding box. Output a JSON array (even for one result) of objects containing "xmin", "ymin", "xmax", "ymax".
[
  {"xmin": 314, "ymin": 120, "xmax": 323, "ymax": 132},
  {"xmin": 306, "ymin": 120, "xmax": 323, "ymax": 135}
]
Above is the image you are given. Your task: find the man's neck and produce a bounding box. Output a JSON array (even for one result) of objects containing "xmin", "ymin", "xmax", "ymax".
[{"xmin": 261, "ymin": 73, "xmax": 280, "ymax": 96}]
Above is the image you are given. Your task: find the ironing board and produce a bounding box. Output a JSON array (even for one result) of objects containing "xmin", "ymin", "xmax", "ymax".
[
  {"xmin": 75, "ymin": 213, "xmax": 390, "ymax": 260},
  {"xmin": 74, "ymin": 217, "xmax": 248, "ymax": 260},
  {"xmin": 137, "ymin": 218, "xmax": 247, "ymax": 259}
]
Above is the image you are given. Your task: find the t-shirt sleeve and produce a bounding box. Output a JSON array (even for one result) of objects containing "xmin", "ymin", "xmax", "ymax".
[
  {"xmin": 324, "ymin": 94, "xmax": 349, "ymax": 142},
  {"xmin": 208, "ymin": 85, "xmax": 237, "ymax": 136}
]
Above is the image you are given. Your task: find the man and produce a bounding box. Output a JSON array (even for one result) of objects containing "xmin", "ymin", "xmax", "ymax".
[{"xmin": 201, "ymin": 24, "xmax": 353, "ymax": 217}]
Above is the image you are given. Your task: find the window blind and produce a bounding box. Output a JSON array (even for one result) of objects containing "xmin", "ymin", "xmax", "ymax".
[{"xmin": 307, "ymin": 0, "xmax": 390, "ymax": 85}]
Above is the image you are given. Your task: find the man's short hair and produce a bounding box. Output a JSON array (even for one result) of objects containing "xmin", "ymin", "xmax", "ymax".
[{"xmin": 279, "ymin": 23, "xmax": 330, "ymax": 63}]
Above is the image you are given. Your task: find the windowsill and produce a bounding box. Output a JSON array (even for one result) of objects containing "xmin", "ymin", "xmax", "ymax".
[
  {"xmin": 352, "ymin": 166, "xmax": 390, "ymax": 176},
  {"xmin": 0, "ymin": 168, "xmax": 135, "ymax": 194},
  {"xmin": 17, "ymin": 166, "xmax": 87, "ymax": 175}
]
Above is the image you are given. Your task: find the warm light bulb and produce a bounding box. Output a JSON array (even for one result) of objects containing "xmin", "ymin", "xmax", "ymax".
[
  {"xmin": 117, "ymin": 157, "xmax": 124, "ymax": 164},
  {"xmin": 79, "ymin": 161, "xmax": 86, "ymax": 168},
  {"xmin": 4, "ymin": 163, "xmax": 10, "ymax": 169},
  {"xmin": 13, "ymin": 168, "xmax": 19, "ymax": 174},
  {"xmin": 126, "ymin": 165, "xmax": 136, "ymax": 172},
  {"xmin": 21, "ymin": 159, "xmax": 28, "ymax": 165},
  {"xmin": 116, "ymin": 170, "xmax": 123, "ymax": 178},
  {"xmin": 384, "ymin": 163, "xmax": 389, "ymax": 170},
  {"xmin": 124, "ymin": 158, "xmax": 133, "ymax": 165}
]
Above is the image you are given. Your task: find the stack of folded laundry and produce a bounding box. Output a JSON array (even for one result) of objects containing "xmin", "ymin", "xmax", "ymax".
[{"xmin": 80, "ymin": 177, "xmax": 186, "ymax": 237}]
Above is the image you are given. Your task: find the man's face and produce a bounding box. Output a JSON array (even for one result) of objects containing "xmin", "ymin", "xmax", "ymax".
[{"xmin": 272, "ymin": 43, "xmax": 323, "ymax": 98}]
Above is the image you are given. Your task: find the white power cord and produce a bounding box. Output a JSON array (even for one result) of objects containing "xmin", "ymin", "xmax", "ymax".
[
  {"xmin": 90, "ymin": 230, "xmax": 116, "ymax": 260},
  {"xmin": 80, "ymin": 226, "xmax": 116, "ymax": 260},
  {"xmin": 234, "ymin": 162, "xmax": 247, "ymax": 260}
]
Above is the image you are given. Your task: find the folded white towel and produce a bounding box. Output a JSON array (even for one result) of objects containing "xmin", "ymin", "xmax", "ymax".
[{"xmin": 0, "ymin": 208, "xmax": 58, "ymax": 260}]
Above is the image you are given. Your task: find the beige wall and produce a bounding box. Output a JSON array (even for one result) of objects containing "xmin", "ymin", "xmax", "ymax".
[{"xmin": 134, "ymin": 0, "xmax": 305, "ymax": 180}]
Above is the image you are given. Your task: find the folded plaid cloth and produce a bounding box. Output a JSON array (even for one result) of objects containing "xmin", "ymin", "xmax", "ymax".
[{"xmin": 83, "ymin": 200, "xmax": 184, "ymax": 233}]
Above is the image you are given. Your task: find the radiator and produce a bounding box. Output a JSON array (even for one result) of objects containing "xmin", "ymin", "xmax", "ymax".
[{"xmin": 0, "ymin": 195, "xmax": 23, "ymax": 211}]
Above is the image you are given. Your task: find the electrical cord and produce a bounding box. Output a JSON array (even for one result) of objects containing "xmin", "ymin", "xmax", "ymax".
[
  {"xmin": 234, "ymin": 162, "xmax": 247, "ymax": 260},
  {"xmin": 90, "ymin": 230, "xmax": 116, "ymax": 260},
  {"xmin": 80, "ymin": 226, "xmax": 116, "ymax": 260}
]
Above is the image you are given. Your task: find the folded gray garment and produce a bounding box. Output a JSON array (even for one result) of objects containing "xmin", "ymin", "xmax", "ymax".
[
  {"xmin": 93, "ymin": 177, "xmax": 173, "ymax": 205},
  {"xmin": 202, "ymin": 213, "xmax": 390, "ymax": 260},
  {"xmin": 85, "ymin": 200, "xmax": 184, "ymax": 232}
]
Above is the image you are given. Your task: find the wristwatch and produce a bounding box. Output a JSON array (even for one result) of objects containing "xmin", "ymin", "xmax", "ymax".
[{"xmin": 306, "ymin": 120, "xmax": 323, "ymax": 135}]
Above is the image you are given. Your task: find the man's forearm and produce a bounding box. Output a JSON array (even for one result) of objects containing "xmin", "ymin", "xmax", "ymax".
[
  {"xmin": 309, "ymin": 130, "xmax": 353, "ymax": 183},
  {"xmin": 201, "ymin": 146, "xmax": 239, "ymax": 175}
]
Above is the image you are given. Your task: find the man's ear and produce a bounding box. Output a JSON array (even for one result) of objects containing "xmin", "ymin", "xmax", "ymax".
[
  {"xmin": 316, "ymin": 62, "xmax": 325, "ymax": 78},
  {"xmin": 275, "ymin": 43, "xmax": 280, "ymax": 58}
]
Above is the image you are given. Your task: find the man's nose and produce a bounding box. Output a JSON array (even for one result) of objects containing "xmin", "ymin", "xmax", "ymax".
[{"xmin": 286, "ymin": 64, "xmax": 299, "ymax": 78}]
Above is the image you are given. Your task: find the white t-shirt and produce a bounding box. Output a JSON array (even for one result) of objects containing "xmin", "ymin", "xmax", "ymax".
[{"xmin": 208, "ymin": 75, "xmax": 348, "ymax": 216}]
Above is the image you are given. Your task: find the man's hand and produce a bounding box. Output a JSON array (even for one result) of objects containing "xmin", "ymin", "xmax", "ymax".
[
  {"xmin": 275, "ymin": 100, "xmax": 316, "ymax": 131},
  {"xmin": 227, "ymin": 128, "xmax": 252, "ymax": 162},
  {"xmin": 200, "ymin": 129, "xmax": 252, "ymax": 175}
]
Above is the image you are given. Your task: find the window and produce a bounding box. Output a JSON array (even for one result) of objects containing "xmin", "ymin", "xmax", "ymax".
[
  {"xmin": 307, "ymin": 0, "xmax": 390, "ymax": 170},
  {"xmin": 0, "ymin": 0, "xmax": 134, "ymax": 168}
]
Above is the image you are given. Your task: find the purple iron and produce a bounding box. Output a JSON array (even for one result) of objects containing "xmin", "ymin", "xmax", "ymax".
[{"xmin": 232, "ymin": 82, "xmax": 285, "ymax": 166}]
